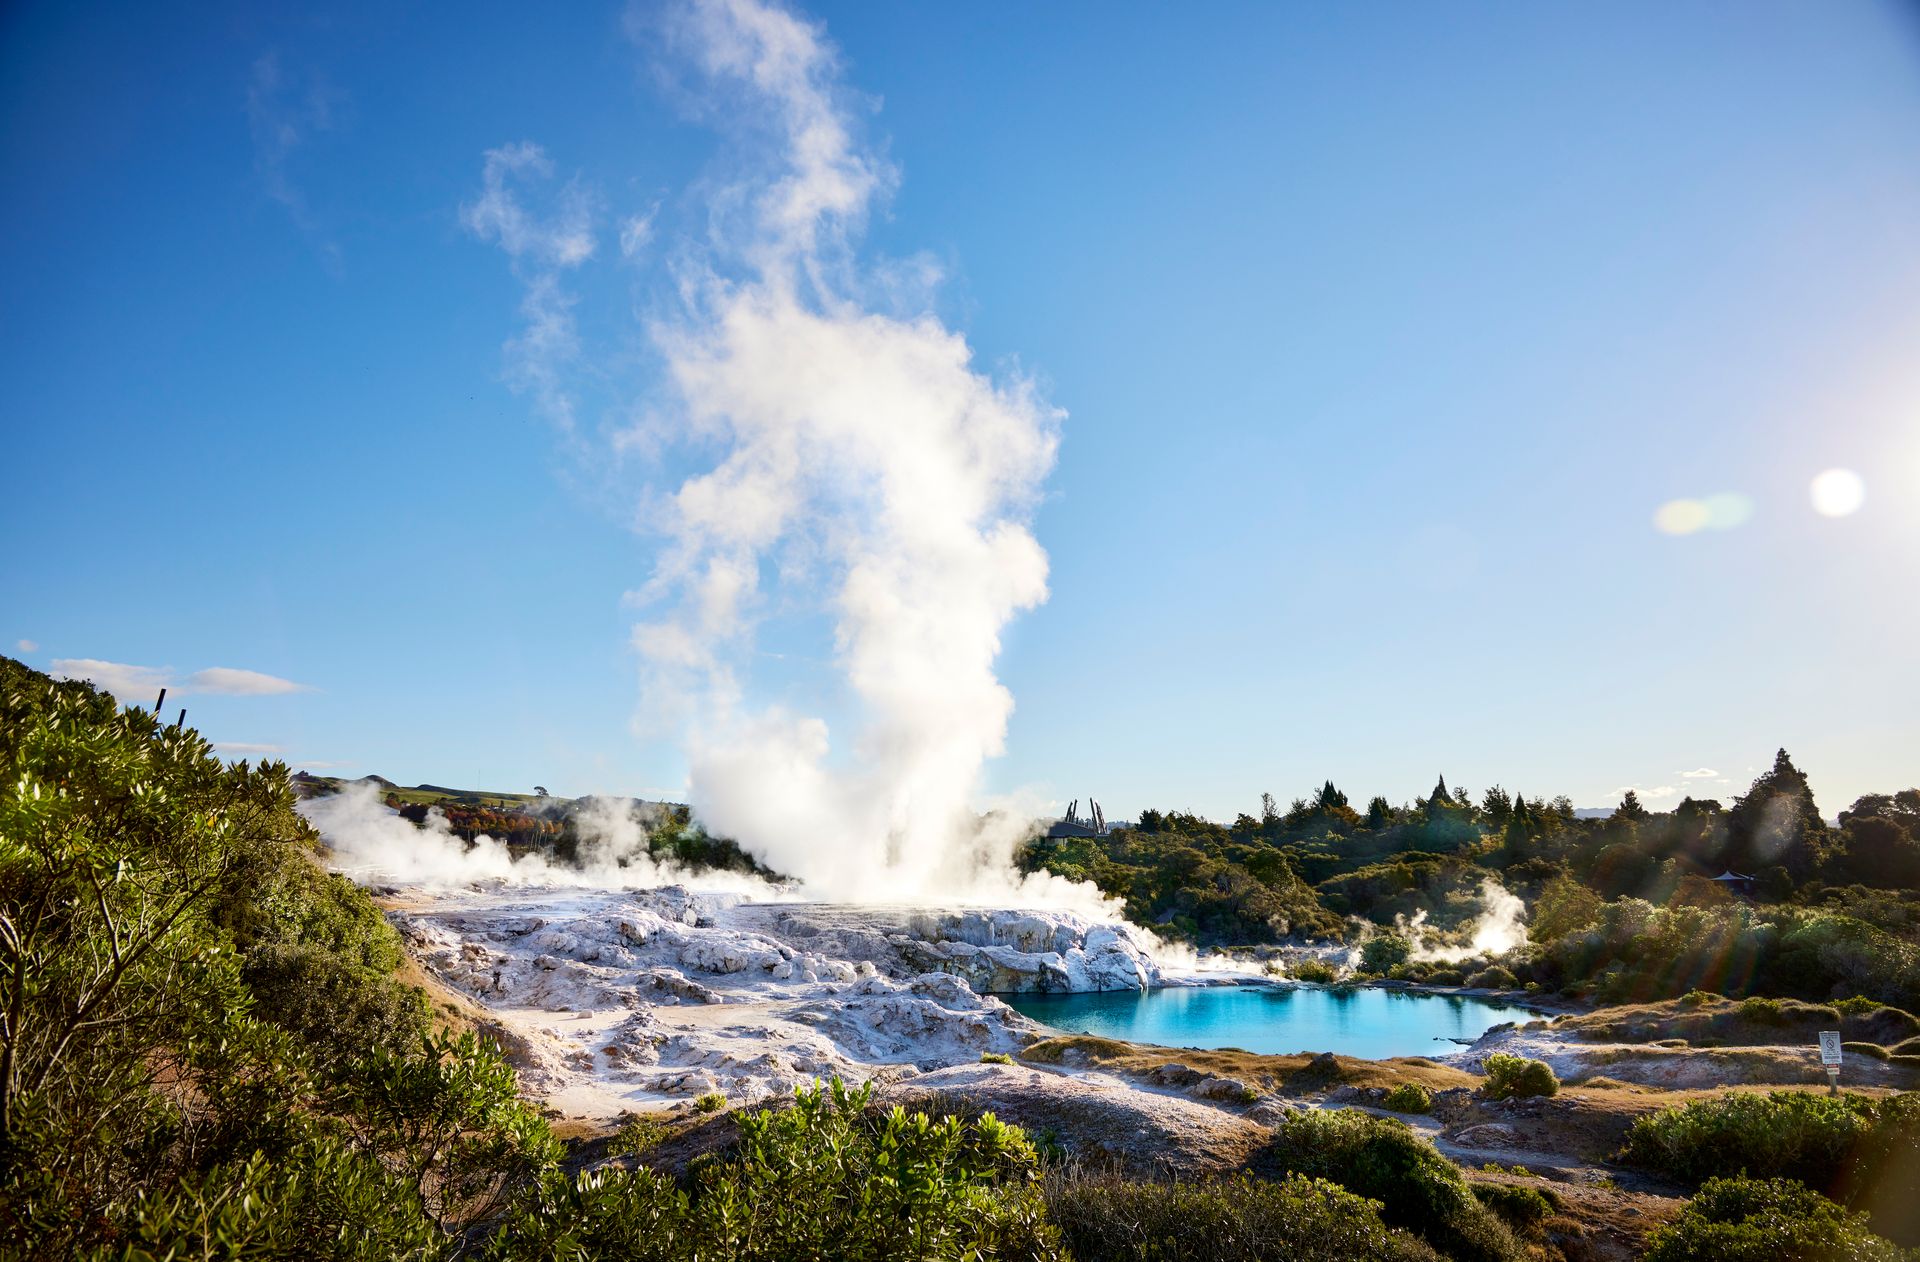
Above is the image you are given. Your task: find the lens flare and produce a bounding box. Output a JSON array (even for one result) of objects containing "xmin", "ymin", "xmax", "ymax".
[
  {"xmin": 1810, "ymin": 468, "xmax": 1865, "ymax": 517},
  {"xmin": 1654, "ymin": 499, "xmax": 1710, "ymax": 535}
]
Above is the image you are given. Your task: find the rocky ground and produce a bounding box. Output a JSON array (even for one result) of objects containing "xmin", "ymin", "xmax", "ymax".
[{"xmin": 375, "ymin": 883, "xmax": 1203, "ymax": 1115}]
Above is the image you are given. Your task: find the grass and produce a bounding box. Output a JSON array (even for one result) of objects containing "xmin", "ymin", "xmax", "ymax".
[{"xmin": 1020, "ymin": 1035, "xmax": 1479, "ymax": 1096}]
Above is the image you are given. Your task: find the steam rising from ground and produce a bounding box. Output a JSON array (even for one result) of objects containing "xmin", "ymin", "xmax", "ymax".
[
  {"xmin": 629, "ymin": 0, "xmax": 1065, "ymax": 903},
  {"xmin": 299, "ymin": 780, "xmax": 778, "ymax": 896},
  {"xmin": 1404, "ymin": 880, "xmax": 1529, "ymax": 963}
]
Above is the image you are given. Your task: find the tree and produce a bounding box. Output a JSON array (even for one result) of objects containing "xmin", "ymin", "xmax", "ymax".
[
  {"xmin": 1724, "ymin": 749, "xmax": 1828, "ymax": 878},
  {"xmin": 1615, "ymin": 790, "xmax": 1650, "ymax": 824},
  {"xmin": 1260, "ymin": 793, "xmax": 1280, "ymax": 828}
]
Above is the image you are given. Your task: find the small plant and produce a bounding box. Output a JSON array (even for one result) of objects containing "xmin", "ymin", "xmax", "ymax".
[
  {"xmin": 1360, "ymin": 933, "xmax": 1413, "ymax": 975},
  {"xmin": 1290, "ymin": 959, "xmax": 1338, "ymax": 984},
  {"xmin": 1678, "ymin": 989, "xmax": 1717, "ymax": 1007},
  {"xmin": 1835, "ymin": 995, "xmax": 1884, "ymax": 1017},
  {"xmin": 1645, "ymin": 1177, "xmax": 1908, "ymax": 1262},
  {"xmin": 1481, "ymin": 1054, "xmax": 1558, "ymax": 1100},
  {"xmin": 1382, "ymin": 1082, "xmax": 1432, "ymax": 1114},
  {"xmin": 1735, "ymin": 995, "xmax": 1786, "ymax": 1024},
  {"xmin": 606, "ymin": 1113, "xmax": 670, "ymax": 1157},
  {"xmin": 1473, "ymin": 1182, "xmax": 1558, "ymax": 1233},
  {"xmin": 980, "ymin": 1051, "xmax": 1014, "ymax": 1065},
  {"xmin": 1465, "ymin": 966, "xmax": 1517, "ymax": 990},
  {"xmin": 692, "ymin": 1091, "xmax": 727, "ymax": 1114}
]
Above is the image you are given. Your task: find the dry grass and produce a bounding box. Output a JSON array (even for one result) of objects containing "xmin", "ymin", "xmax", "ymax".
[{"xmin": 1020, "ymin": 1035, "xmax": 1481, "ymax": 1095}]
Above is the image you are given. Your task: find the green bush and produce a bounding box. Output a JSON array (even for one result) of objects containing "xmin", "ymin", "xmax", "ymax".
[
  {"xmin": 1471, "ymin": 1182, "xmax": 1558, "ymax": 1234},
  {"xmin": 1620, "ymin": 1091, "xmax": 1919, "ymax": 1245},
  {"xmin": 1465, "ymin": 966, "xmax": 1518, "ymax": 990},
  {"xmin": 1260, "ymin": 1108, "xmax": 1521, "ymax": 1262},
  {"xmin": 1644, "ymin": 1177, "xmax": 1910, "ymax": 1262},
  {"xmin": 491, "ymin": 1080, "xmax": 1062, "ymax": 1262},
  {"xmin": 1382, "ymin": 1082, "xmax": 1433, "ymax": 1114},
  {"xmin": 1044, "ymin": 1172, "xmax": 1440, "ymax": 1262},
  {"xmin": 693, "ymin": 1091, "xmax": 727, "ymax": 1114},
  {"xmin": 1291, "ymin": 959, "xmax": 1339, "ymax": 984},
  {"xmin": 981, "ymin": 1052, "xmax": 1014, "ymax": 1065},
  {"xmin": 1361, "ymin": 934, "xmax": 1413, "ymax": 974},
  {"xmin": 1481, "ymin": 1054, "xmax": 1558, "ymax": 1100}
]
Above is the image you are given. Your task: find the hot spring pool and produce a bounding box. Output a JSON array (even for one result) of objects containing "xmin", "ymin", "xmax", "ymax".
[{"xmin": 1004, "ymin": 984, "xmax": 1534, "ymax": 1061}]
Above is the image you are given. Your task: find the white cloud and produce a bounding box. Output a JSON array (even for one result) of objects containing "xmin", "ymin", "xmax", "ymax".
[
  {"xmin": 462, "ymin": 143, "xmax": 599, "ymax": 433},
  {"xmin": 1609, "ymin": 784, "xmax": 1679, "ymax": 801},
  {"xmin": 216, "ymin": 741, "xmax": 285, "ymax": 755},
  {"xmin": 619, "ymin": 206, "xmax": 658, "ymax": 259},
  {"xmin": 48, "ymin": 659, "xmax": 313, "ymax": 700},
  {"xmin": 1679, "ymin": 767, "xmax": 1718, "ymax": 778},
  {"xmin": 51, "ymin": 659, "xmax": 172, "ymax": 701},
  {"xmin": 14, "ymin": 639, "xmax": 36, "ymax": 652},
  {"xmin": 185, "ymin": 667, "xmax": 313, "ymax": 696},
  {"xmin": 246, "ymin": 51, "xmax": 342, "ymax": 264}
]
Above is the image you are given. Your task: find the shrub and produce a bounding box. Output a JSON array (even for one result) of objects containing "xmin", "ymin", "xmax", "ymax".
[
  {"xmin": 1472, "ymin": 1182, "xmax": 1558, "ymax": 1234},
  {"xmin": 1644, "ymin": 1177, "xmax": 1909, "ymax": 1262},
  {"xmin": 1481, "ymin": 1054, "xmax": 1558, "ymax": 1100},
  {"xmin": 1260, "ymin": 1108, "xmax": 1521, "ymax": 1262},
  {"xmin": 1621, "ymin": 1090, "xmax": 1918, "ymax": 1245},
  {"xmin": 1679, "ymin": 990, "xmax": 1717, "ymax": 1007},
  {"xmin": 1736, "ymin": 996, "xmax": 1788, "ymax": 1024},
  {"xmin": 1835, "ymin": 995, "xmax": 1884, "ymax": 1017},
  {"xmin": 1044, "ymin": 1171, "xmax": 1440, "ymax": 1262},
  {"xmin": 606, "ymin": 1113, "xmax": 670, "ymax": 1158},
  {"xmin": 1382, "ymin": 1083, "xmax": 1433, "ymax": 1114},
  {"xmin": 981, "ymin": 1052, "xmax": 1014, "ymax": 1065},
  {"xmin": 693, "ymin": 1091, "xmax": 727, "ymax": 1114},
  {"xmin": 491, "ymin": 1080, "xmax": 1062, "ymax": 1262},
  {"xmin": 1465, "ymin": 966, "xmax": 1517, "ymax": 991},
  {"xmin": 1361, "ymin": 934, "xmax": 1413, "ymax": 974},
  {"xmin": 1291, "ymin": 959, "xmax": 1339, "ymax": 984}
]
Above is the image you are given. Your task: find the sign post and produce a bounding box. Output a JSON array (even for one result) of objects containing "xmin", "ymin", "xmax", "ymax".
[{"xmin": 1818, "ymin": 1031, "xmax": 1843, "ymax": 1094}]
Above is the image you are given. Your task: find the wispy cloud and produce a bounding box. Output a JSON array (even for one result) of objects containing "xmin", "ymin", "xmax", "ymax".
[
  {"xmin": 619, "ymin": 205, "xmax": 659, "ymax": 259},
  {"xmin": 462, "ymin": 143, "xmax": 598, "ymax": 434},
  {"xmin": 246, "ymin": 51, "xmax": 343, "ymax": 265},
  {"xmin": 51, "ymin": 659, "xmax": 171, "ymax": 701},
  {"xmin": 216, "ymin": 741, "xmax": 285, "ymax": 755},
  {"xmin": 1679, "ymin": 767, "xmax": 1718, "ymax": 778},
  {"xmin": 1610, "ymin": 783, "xmax": 1679, "ymax": 801},
  {"xmin": 50, "ymin": 659, "xmax": 314, "ymax": 701},
  {"xmin": 14, "ymin": 639, "xmax": 36, "ymax": 653}
]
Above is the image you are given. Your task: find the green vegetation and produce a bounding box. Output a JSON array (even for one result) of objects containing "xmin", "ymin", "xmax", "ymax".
[
  {"xmin": 981, "ymin": 1051, "xmax": 1014, "ymax": 1065},
  {"xmin": 1480, "ymin": 1054, "xmax": 1558, "ymax": 1100},
  {"xmin": 1644, "ymin": 1177, "xmax": 1914, "ymax": 1262},
  {"xmin": 0, "ymin": 656, "xmax": 555, "ymax": 1259},
  {"xmin": 1043, "ymin": 1172, "xmax": 1441, "ymax": 1262},
  {"xmin": 486, "ymin": 1081, "xmax": 1062, "ymax": 1262},
  {"xmin": 1014, "ymin": 752, "xmax": 1920, "ymax": 1021},
  {"xmin": 1470, "ymin": 1182, "xmax": 1559, "ymax": 1236},
  {"xmin": 1258, "ymin": 1109, "xmax": 1522, "ymax": 1262},
  {"xmin": 1621, "ymin": 1090, "xmax": 1919, "ymax": 1245},
  {"xmin": 1382, "ymin": 1082, "xmax": 1433, "ymax": 1114}
]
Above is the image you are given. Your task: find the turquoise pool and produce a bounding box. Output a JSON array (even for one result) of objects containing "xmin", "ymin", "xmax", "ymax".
[{"xmin": 1004, "ymin": 984, "xmax": 1532, "ymax": 1060}]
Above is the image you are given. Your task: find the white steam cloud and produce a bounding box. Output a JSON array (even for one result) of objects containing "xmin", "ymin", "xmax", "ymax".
[
  {"xmin": 1404, "ymin": 880, "xmax": 1528, "ymax": 963},
  {"xmin": 458, "ymin": 0, "xmax": 1094, "ymax": 912},
  {"xmin": 299, "ymin": 780, "xmax": 778, "ymax": 896},
  {"xmin": 634, "ymin": 0, "xmax": 1065, "ymax": 903}
]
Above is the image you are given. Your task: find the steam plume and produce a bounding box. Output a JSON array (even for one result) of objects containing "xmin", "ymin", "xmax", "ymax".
[
  {"xmin": 299, "ymin": 780, "xmax": 778, "ymax": 895},
  {"xmin": 629, "ymin": 0, "xmax": 1062, "ymax": 901}
]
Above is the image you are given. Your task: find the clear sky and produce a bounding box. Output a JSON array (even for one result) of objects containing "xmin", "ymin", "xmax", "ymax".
[{"xmin": 5, "ymin": 0, "xmax": 1919, "ymax": 823}]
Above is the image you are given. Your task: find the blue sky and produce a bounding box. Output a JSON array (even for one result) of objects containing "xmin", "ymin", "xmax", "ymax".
[{"xmin": 4, "ymin": 0, "xmax": 1918, "ymax": 822}]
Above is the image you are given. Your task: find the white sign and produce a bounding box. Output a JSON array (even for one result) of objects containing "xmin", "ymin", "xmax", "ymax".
[{"xmin": 1819, "ymin": 1031, "xmax": 1843, "ymax": 1067}]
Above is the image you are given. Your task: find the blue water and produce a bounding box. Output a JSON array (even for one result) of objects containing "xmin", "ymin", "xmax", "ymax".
[{"xmin": 1005, "ymin": 984, "xmax": 1533, "ymax": 1060}]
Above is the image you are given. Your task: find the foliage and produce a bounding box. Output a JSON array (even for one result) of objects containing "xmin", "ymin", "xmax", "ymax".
[
  {"xmin": 1643, "ymin": 1177, "xmax": 1913, "ymax": 1262},
  {"xmin": 1481, "ymin": 1055, "xmax": 1557, "ymax": 1100},
  {"xmin": 1259, "ymin": 1108, "xmax": 1521, "ymax": 1262},
  {"xmin": 1471, "ymin": 1182, "xmax": 1558, "ymax": 1234},
  {"xmin": 488, "ymin": 1080, "xmax": 1062, "ymax": 1262},
  {"xmin": 1382, "ymin": 1082, "xmax": 1433, "ymax": 1114},
  {"xmin": 1360, "ymin": 933, "xmax": 1412, "ymax": 974},
  {"xmin": 1465, "ymin": 965, "xmax": 1517, "ymax": 990},
  {"xmin": 981, "ymin": 1052, "xmax": 1014, "ymax": 1064},
  {"xmin": 1042, "ymin": 1171, "xmax": 1440, "ymax": 1262},
  {"xmin": 1290, "ymin": 958, "xmax": 1338, "ymax": 983},
  {"xmin": 1620, "ymin": 1091, "xmax": 1919, "ymax": 1243},
  {"xmin": 692, "ymin": 1090, "xmax": 727, "ymax": 1114}
]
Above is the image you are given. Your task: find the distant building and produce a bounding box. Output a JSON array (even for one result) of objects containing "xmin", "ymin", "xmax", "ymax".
[
  {"xmin": 1045, "ymin": 796, "xmax": 1112, "ymax": 839},
  {"xmin": 1709, "ymin": 870, "xmax": 1756, "ymax": 896}
]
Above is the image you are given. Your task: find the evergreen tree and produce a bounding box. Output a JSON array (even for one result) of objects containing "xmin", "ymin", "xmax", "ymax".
[{"xmin": 1724, "ymin": 748, "xmax": 1827, "ymax": 878}]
